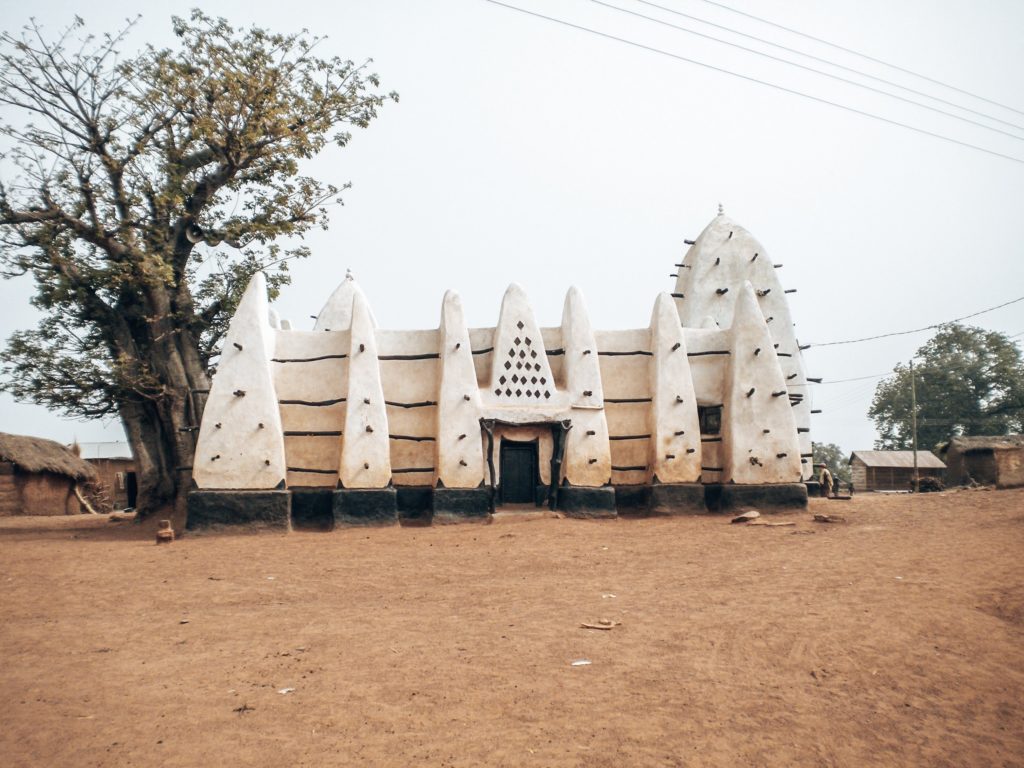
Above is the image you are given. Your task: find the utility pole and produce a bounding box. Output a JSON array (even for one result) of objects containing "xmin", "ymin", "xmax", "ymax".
[{"xmin": 910, "ymin": 359, "xmax": 919, "ymax": 493}]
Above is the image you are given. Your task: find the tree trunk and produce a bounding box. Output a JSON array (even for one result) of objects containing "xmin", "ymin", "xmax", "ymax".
[{"xmin": 119, "ymin": 318, "xmax": 210, "ymax": 523}]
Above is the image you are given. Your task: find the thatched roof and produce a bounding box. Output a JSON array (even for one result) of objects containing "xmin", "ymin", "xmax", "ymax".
[
  {"xmin": 0, "ymin": 432, "xmax": 98, "ymax": 481},
  {"xmin": 938, "ymin": 435, "xmax": 1024, "ymax": 454}
]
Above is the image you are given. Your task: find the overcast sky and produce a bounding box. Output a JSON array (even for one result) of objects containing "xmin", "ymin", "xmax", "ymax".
[{"xmin": 1, "ymin": 0, "xmax": 1022, "ymax": 455}]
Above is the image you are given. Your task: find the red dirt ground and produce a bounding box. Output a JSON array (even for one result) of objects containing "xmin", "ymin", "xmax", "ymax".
[{"xmin": 1, "ymin": 489, "xmax": 1023, "ymax": 767}]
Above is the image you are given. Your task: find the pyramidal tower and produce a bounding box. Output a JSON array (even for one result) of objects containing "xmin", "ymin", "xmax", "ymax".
[{"xmin": 672, "ymin": 206, "xmax": 813, "ymax": 481}]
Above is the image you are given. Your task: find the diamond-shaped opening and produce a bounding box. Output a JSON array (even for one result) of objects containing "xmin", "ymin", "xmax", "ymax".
[
  {"xmin": 543, "ymin": 391, "xmax": 551, "ymax": 399},
  {"xmin": 540, "ymin": 377, "xmax": 547, "ymax": 384},
  {"xmin": 505, "ymin": 388, "xmax": 512, "ymax": 397},
  {"xmin": 516, "ymin": 361, "xmax": 523, "ymax": 369},
  {"xmin": 515, "ymin": 389, "xmax": 522, "ymax": 397},
  {"xmin": 518, "ymin": 350, "xmax": 526, "ymax": 358},
  {"xmin": 504, "ymin": 361, "xmax": 512, "ymax": 370},
  {"xmin": 530, "ymin": 350, "xmax": 537, "ymax": 358},
  {"xmin": 516, "ymin": 321, "xmax": 524, "ymax": 329},
  {"xmin": 531, "ymin": 376, "xmax": 538, "ymax": 384},
  {"xmin": 508, "ymin": 348, "xmax": 515, "ymax": 357},
  {"xmin": 514, "ymin": 336, "xmax": 521, "ymax": 345},
  {"xmin": 525, "ymin": 337, "xmax": 532, "ymax": 346},
  {"xmin": 494, "ymin": 388, "xmax": 501, "ymax": 395},
  {"xmin": 534, "ymin": 389, "xmax": 541, "ymax": 398},
  {"xmin": 511, "ymin": 374, "xmax": 519, "ymax": 383},
  {"xmin": 499, "ymin": 375, "xmax": 507, "ymax": 384}
]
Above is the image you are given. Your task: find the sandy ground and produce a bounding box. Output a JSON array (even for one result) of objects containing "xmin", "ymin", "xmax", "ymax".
[{"xmin": 1, "ymin": 489, "xmax": 1023, "ymax": 768}]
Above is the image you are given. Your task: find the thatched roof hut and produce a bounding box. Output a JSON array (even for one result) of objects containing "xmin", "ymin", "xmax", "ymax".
[
  {"xmin": 938, "ymin": 435, "xmax": 1024, "ymax": 489},
  {"xmin": 0, "ymin": 432, "xmax": 99, "ymax": 516}
]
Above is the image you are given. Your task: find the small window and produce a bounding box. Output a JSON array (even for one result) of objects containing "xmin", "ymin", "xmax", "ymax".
[
  {"xmin": 698, "ymin": 405, "xmax": 722, "ymax": 435},
  {"xmin": 115, "ymin": 471, "xmax": 125, "ymax": 490}
]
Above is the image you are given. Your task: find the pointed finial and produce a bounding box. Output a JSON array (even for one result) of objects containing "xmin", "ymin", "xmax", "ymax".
[
  {"xmin": 717, "ymin": 203, "xmax": 724, "ymax": 216},
  {"xmin": 345, "ymin": 268, "xmax": 354, "ymax": 281}
]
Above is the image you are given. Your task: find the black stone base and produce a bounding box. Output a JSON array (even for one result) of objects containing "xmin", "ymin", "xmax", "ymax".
[
  {"xmin": 186, "ymin": 490, "xmax": 291, "ymax": 530},
  {"xmin": 291, "ymin": 488, "xmax": 334, "ymax": 531},
  {"xmin": 711, "ymin": 483, "xmax": 808, "ymax": 512},
  {"xmin": 557, "ymin": 486, "xmax": 617, "ymax": 519},
  {"xmin": 649, "ymin": 483, "xmax": 707, "ymax": 515},
  {"xmin": 432, "ymin": 487, "xmax": 493, "ymax": 524},
  {"xmin": 333, "ymin": 487, "xmax": 398, "ymax": 527},
  {"xmin": 397, "ymin": 486, "xmax": 434, "ymax": 525},
  {"xmin": 614, "ymin": 485, "xmax": 651, "ymax": 517}
]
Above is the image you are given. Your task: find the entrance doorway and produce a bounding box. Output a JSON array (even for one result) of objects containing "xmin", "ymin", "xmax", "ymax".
[{"xmin": 500, "ymin": 439, "xmax": 538, "ymax": 505}]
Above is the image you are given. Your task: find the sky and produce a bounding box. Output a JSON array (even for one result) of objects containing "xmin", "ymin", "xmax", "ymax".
[{"xmin": 1, "ymin": 0, "xmax": 1022, "ymax": 456}]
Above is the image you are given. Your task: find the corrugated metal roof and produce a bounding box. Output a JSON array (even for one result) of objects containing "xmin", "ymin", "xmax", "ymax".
[
  {"xmin": 849, "ymin": 450, "xmax": 946, "ymax": 469},
  {"xmin": 74, "ymin": 441, "xmax": 134, "ymax": 461}
]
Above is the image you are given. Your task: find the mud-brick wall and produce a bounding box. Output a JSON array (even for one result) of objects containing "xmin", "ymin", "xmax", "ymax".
[
  {"xmin": 16, "ymin": 470, "xmax": 81, "ymax": 515},
  {"xmin": 273, "ymin": 329, "xmax": 349, "ymax": 488},
  {"xmin": 0, "ymin": 461, "xmax": 18, "ymax": 515},
  {"xmin": 376, "ymin": 330, "xmax": 440, "ymax": 487},
  {"xmin": 596, "ymin": 330, "xmax": 652, "ymax": 486},
  {"xmin": 995, "ymin": 449, "xmax": 1024, "ymax": 488}
]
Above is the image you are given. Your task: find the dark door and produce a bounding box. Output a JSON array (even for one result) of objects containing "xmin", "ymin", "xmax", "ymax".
[
  {"xmin": 125, "ymin": 471, "xmax": 138, "ymax": 509},
  {"xmin": 500, "ymin": 440, "xmax": 538, "ymax": 505}
]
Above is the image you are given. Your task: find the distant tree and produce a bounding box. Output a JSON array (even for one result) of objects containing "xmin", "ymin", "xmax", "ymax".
[
  {"xmin": 811, "ymin": 441, "xmax": 850, "ymax": 484},
  {"xmin": 868, "ymin": 324, "xmax": 1024, "ymax": 451},
  {"xmin": 0, "ymin": 12, "xmax": 396, "ymax": 517}
]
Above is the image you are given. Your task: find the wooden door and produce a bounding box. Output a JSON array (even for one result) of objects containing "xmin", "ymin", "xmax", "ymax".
[{"xmin": 500, "ymin": 440, "xmax": 538, "ymax": 505}]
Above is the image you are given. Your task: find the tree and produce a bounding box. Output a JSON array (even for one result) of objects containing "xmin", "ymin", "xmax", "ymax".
[
  {"xmin": 811, "ymin": 441, "xmax": 850, "ymax": 484},
  {"xmin": 868, "ymin": 324, "xmax": 1024, "ymax": 451},
  {"xmin": 0, "ymin": 12, "xmax": 396, "ymax": 518}
]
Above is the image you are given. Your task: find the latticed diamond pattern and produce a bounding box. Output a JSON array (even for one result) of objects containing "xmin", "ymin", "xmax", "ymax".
[{"xmin": 493, "ymin": 318, "xmax": 553, "ymax": 401}]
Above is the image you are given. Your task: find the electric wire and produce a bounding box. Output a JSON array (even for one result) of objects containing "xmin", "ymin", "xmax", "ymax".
[
  {"xmin": 808, "ymin": 296, "xmax": 1024, "ymax": 347},
  {"xmin": 629, "ymin": 0, "xmax": 1024, "ymax": 134},
  {"xmin": 591, "ymin": 0, "xmax": 1024, "ymax": 142},
  {"xmin": 480, "ymin": 0, "xmax": 1024, "ymax": 165},
  {"xmin": 695, "ymin": 0, "xmax": 1024, "ymax": 119}
]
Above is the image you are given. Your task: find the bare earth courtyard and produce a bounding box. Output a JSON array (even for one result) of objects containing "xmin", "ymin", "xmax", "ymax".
[{"xmin": 1, "ymin": 491, "xmax": 1023, "ymax": 767}]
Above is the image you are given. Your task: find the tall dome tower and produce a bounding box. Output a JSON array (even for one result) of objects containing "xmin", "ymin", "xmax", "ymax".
[{"xmin": 672, "ymin": 208, "xmax": 812, "ymax": 480}]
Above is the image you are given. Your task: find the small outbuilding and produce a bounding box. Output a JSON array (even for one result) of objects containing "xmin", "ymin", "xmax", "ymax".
[
  {"xmin": 937, "ymin": 435, "xmax": 1024, "ymax": 489},
  {"xmin": 848, "ymin": 450, "xmax": 946, "ymax": 492},
  {"xmin": 76, "ymin": 441, "xmax": 137, "ymax": 509},
  {"xmin": 0, "ymin": 432, "xmax": 100, "ymax": 516}
]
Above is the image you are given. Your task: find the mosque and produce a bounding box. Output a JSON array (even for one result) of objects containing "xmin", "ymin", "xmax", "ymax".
[{"xmin": 186, "ymin": 207, "xmax": 814, "ymax": 528}]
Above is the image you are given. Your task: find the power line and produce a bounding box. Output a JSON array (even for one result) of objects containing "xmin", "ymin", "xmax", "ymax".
[
  {"xmin": 591, "ymin": 0, "xmax": 1024, "ymax": 142},
  {"xmin": 630, "ymin": 0, "xmax": 1024, "ymax": 135},
  {"xmin": 811, "ymin": 332, "xmax": 1023, "ymax": 390},
  {"xmin": 480, "ymin": 0, "xmax": 1024, "ymax": 165},
  {"xmin": 808, "ymin": 296, "xmax": 1024, "ymax": 347},
  {"xmin": 695, "ymin": 0, "xmax": 1024, "ymax": 119}
]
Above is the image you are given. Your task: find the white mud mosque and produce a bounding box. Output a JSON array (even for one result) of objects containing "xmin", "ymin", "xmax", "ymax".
[{"xmin": 187, "ymin": 208, "xmax": 815, "ymax": 528}]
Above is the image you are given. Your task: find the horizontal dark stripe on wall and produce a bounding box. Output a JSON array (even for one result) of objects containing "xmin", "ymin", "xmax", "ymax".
[
  {"xmin": 598, "ymin": 350, "xmax": 652, "ymax": 357},
  {"xmin": 378, "ymin": 353, "xmax": 440, "ymax": 361},
  {"xmin": 611, "ymin": 465, "xmax": 648, "ymax": 472},
  {"xmin": 286, "ymin": 467, "xmax": 337, "ymax": 474},
  {"xmin": 392, "ymin": 467, "xmax": 435, "ymax": 474},
  {"xmin": 385, "ymin": 400, "xmax": 438, "ymax": 409},
  {"xmin": 605, "ymin": 397, "xmax": 653, "ymax": 404},
  {"xmin": 272, "ymin": 353, "xmax": 347, "ymax": 363},
  {"xmin": 279, "ymin": 397, "xmax": 347, "ymax": 406},
  {"xmin": 609, "ymin": 434, "xmax": 651, "ymax": 441},
  {"xmin": 284, "ymin": 431, "xmax": 342, "ymax": 437}
]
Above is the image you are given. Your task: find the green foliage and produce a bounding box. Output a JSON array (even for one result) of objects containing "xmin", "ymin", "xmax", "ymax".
[
  {"xmin": 811, "ymin": 441, "xmax": 850, "ymax": 484},
  {"xmin": 0, "ymin": 11, "xmax": 396, "ymax": 418},
  {"xmin": 869, "ymin": 324, "xmax": 1024, "ymax": 450}
]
